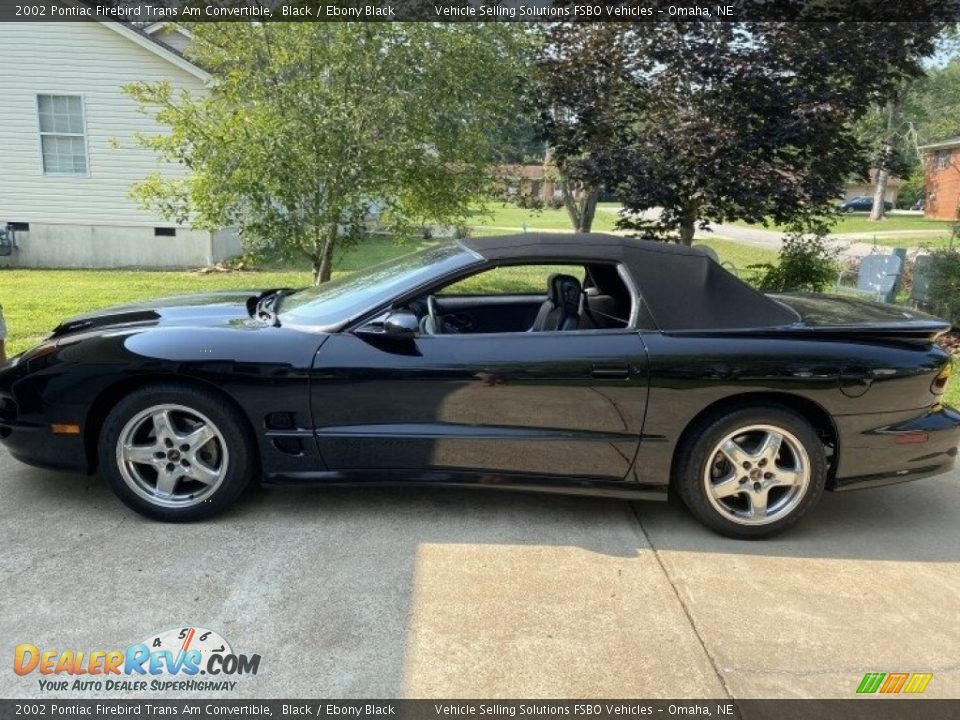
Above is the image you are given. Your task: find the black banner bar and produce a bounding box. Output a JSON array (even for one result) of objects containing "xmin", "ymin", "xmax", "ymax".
[
  {"xmin": 1, "ymin": 700, "xmax": 959, "ymax": 720},
  {"xmin": 2, "ymin": 0, "xmax": 960, "ymax": 23}
]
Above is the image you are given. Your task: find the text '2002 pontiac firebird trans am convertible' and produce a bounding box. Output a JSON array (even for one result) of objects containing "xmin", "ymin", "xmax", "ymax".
[{"xmin": 2, "ymin": 234, "xmax": 958, "ymax": 538}]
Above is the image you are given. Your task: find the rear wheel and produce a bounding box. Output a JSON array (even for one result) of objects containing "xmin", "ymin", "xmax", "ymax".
[
  {"xmin": 98, "ymin": 385, "xmax": 254, "ymax": 521},
  {"xmin": 675, "ymin": 406, "xmax": 827, "ymax": 539}
]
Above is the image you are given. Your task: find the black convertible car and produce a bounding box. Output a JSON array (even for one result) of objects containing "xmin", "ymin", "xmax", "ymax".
[{"xmin": 1, "ymin": 234, "xmax": 958, "ymax": 538}]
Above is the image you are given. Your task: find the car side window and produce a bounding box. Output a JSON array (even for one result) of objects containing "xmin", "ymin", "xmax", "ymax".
[
  {"xmin": 441, "ymin": 264, "xmax": 586, "ymax": 296},
  {"xmin": 411, "ymin": 262, "xmax": 637, "ymax": 335}
]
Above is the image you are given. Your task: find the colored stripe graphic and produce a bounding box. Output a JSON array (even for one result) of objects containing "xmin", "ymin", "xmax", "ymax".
[
  {"xmin": 857, "ymin": 672, "xmax": 932, "ymax": 694},
  {"xmin": 903, "ymin": 673, "xmax": 933, "ymax": 694},
  {"xmin": 857, "ymin": 673, "xmax": 885, "ymax": 694},
  {"xmin": 880, "ymin": 672, "xmax": 910, "ymax": 693}
]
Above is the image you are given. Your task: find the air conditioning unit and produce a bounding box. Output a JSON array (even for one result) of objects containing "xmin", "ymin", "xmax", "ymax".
[{"xmin": 0, "ymin": 225, "xmax": 17, "ymax": 257}]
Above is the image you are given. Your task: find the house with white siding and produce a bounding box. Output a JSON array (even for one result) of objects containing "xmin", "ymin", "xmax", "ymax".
[{"xmin": 0, "ymin": 20, "xmax": 240, "ymax": 269}]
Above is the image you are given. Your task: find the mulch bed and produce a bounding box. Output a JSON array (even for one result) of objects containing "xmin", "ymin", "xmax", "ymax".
[{"xmin": 938, "ymin": 330, "xmax": 960, "ymax": 355}]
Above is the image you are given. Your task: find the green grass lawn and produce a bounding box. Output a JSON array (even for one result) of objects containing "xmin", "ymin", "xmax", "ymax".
[
  {"xmin": 852, "ymin": 233, "xmax": 959, "ymax": 250},
  {"xmin": 731, "ymin": 214, "xmax": 955, "ymax": 236},
  {"xmin": 693, "ymin": 237, "xmax": 777, "ymax": 270},
  {"xmin": 470, "ymin": 203, "xmax": 620, "ymax": 232},
  {"xmin": 945, "ymin": 377, "xmax": 960, "ymax": 409}
]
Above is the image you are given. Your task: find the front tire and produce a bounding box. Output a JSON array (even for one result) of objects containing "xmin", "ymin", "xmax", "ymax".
[
  {"xmin": 675, "ymin": 406, "xmax": 827, "ymax": 539},
  {"xmin": 98, "ymin": 385, "xmax": 254, "ymax": 521}
]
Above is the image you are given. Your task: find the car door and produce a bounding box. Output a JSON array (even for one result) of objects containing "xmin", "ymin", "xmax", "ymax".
[{"xmin": 310, "ymin": 329, "xmax": 648, "ymax": 480}]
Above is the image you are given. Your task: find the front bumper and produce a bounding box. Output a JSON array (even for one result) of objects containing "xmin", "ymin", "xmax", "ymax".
[
  {"xmin": 0, "ymin": 358, "xmax": 90, "ymax": 474},
  {"xmin": 831, "ymin": 405, "xmax": 960, "ymax": 491}
]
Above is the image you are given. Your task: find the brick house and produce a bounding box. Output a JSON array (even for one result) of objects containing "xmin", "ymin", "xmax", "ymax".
[{"xmin": 919, "ymin": 136, "xmax": 960, "ymax": 221}]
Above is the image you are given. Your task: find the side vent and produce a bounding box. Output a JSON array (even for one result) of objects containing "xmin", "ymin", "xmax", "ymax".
[
  {"xmin": 272, "ymin": 437, "xmax": 303, "ymax": 456},
  {"xmin": 266, "ymin": 412, "xmax": 303, "ymax": 455}
]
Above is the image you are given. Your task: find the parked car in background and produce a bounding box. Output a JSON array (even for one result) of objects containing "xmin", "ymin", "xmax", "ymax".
[
  {"xmin": 840, "ymin": 196, "xmax": 893, "ymax": 213},
  {"xmin": 911, "ymin": 198, "xmax": 926, "ymax": 211}
]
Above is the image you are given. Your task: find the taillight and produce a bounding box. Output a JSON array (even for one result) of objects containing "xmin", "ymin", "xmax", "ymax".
[{"xmin": 932, "ymin": 361, "xmax": 953, "ymax": 395}]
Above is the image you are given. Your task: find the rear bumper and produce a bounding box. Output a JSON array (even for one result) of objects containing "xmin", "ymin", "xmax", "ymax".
[{"xmin": 831, "ymin": 405, "xmax": 960, "ymax": 491}]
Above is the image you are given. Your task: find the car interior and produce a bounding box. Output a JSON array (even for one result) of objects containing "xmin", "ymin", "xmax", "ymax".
[{"xmin": 406, "ymin": 263, "xmax": 636, "ymax": 335}]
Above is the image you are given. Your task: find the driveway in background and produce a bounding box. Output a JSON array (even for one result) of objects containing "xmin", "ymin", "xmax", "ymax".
[{"xmin": 1, "ymin": 447, "xmax": 958, "ymax": 699}]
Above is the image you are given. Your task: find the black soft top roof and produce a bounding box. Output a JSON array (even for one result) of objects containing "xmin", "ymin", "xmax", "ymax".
[{"xmin": 459, "ymin": 233, "xmax": 800, "ymax": 331}]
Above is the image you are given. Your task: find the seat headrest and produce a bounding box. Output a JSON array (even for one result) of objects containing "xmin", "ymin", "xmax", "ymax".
[{"xmin": 548, "ymin": 273, "xmax": 582, "ymax": 310}]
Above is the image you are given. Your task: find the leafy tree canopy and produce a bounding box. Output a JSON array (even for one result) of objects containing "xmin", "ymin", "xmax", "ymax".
[
  {"xmin": 538, "ymin": 22, "xmax": 939, "ymax": 242},
  {"xmin": 127, "ymin": 23, "xmax": 531, "ymax": 283}
]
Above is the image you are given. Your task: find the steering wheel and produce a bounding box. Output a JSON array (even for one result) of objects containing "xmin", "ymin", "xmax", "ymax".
[{"xmin": 426, "ymin": 295, "xmax": 443, "ymax": 335}]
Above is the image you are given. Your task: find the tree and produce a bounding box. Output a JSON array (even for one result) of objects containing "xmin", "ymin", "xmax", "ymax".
[
  {"xmin": 127, "ymin": 24, "xmax": 530, "ymax": 283},
  {"xmin": 537, "ymin": 22, "xmax": 939, "ymax": 243}
]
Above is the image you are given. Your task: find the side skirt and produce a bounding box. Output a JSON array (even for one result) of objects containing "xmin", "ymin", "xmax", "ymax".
[{"xmin": 263, "ymin": 468, "xmax": 669, "ymax": 501}]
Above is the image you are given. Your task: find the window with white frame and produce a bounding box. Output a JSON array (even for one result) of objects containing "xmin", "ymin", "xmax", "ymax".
[
  {"xmin": 37, "ymin": 95, "xmax": 88, "ymax": 175},
  {"xmin": 935, "ymin": 149, "xmax": 951, "ymax": 171}
]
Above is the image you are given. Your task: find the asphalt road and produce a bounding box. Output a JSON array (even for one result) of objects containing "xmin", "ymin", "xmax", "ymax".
[{"xmin": 1, "ymin": 446, "xmax": 958, "ymax": 699}]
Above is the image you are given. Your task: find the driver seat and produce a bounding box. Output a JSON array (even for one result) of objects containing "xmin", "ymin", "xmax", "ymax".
[{"xmin": 529, "ymin": 274, "xmax": 582, "ymax": 332}]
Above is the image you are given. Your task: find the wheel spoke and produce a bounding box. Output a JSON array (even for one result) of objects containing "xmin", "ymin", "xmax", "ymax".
[
  {"xmin": 123, "ymin": 444, "xmax": 159, "ymax": 465},
  {"xmin": 152, "ymin": 411, "xmax": 179, "ymax": 441},
  {"xmin": 774, "ymin": 467, "xmax": 804, "ymax": 487},
  {"xmin": 187, "ymin": 461, "xmax": 221, "ymax": 486},
  {"xmin": 155, "ymin": 470, "xmax": 180, "ymax": 497},
  {"xmin": 755, "ymin": 431, "xmax": 783, "ymax": 462},
  {"xmin": 720, "ymin": 439, "xmax": 750, "ymax": 467},
  {"xmin": 747, "ymin": 488, "xmax": 769, "ymax": 518},
  {"xmin": 710, "ymin": 475, "xmax": 745, "ymax": 500},
  {"xmin": 183, "ymin": 423, "xmax": 216, "ymax": 450}
]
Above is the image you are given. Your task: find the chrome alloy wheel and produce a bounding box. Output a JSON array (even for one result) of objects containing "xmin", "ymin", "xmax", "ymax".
[
  {"xmin": 702, "ymin": 424, "xmax": 811, "ymax": 526},
  {"xmin": 115, "ymin": 404, "xmax": 229, "ymax": 508}
]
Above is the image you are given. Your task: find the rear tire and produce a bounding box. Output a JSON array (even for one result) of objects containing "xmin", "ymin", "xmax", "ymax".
[
  {"xmin": 675, "ymin": 405, "xmax": 827, "ymax": 539},
  {"xmin": 98, "ymin": 385, "xmax": 254, "ymax": 521}
]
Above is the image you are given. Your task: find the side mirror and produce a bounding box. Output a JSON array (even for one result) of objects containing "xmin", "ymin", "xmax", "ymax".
[
  {"xmin": 383, "ymin": 310, "xmax": 420, "ymax": 338},
  {"xmin": 358, "ymin": 309, "xmax": 419, "ymax": 340}
]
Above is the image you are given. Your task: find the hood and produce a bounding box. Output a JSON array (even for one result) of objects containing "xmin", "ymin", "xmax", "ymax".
[
  {"xmin": 770, "ymin": 293, "xmax": 950, "ymax": 343},
  {"xmin": 49, "ymin": 290, "xmax": 280, "ymax": 339}
]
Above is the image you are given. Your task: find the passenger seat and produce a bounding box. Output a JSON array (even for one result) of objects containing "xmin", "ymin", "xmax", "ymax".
[{"xmin": 529, "ymin": 274, "xmax": 582, "ymax": 332}]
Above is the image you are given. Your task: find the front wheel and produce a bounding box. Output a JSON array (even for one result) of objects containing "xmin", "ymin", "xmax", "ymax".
[
  {"xmin": 675, "ymin": 406, "xmax": 827, "ymax": 539},
  {"xmin": 98, "ymin": 385, "xmax": 255, "ymax": 521}
]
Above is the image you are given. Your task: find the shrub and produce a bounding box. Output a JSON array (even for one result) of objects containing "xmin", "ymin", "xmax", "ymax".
[
  {"xmin": 547, "ymin": 196, "xmax": 565, "ymax": 210},
  {"xmin": 749, "ymin": 233, "xmax": 840, "ymax": 293},
  {"xmin": 928, "ymin": 249, "xmax": 960, "ymax": 325}
]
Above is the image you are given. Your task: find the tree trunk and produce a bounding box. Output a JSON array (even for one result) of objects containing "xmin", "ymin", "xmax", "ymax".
[
  {"xmin": 559, "ymin": 175, "xmax": 582, "ymax": 230},
  {"xmin": 678, "ymin": 203, "xmax": 698, "ymax": 245},
  {"xmin": 311, "ymin": 226, "xmax": 337, "ymax": 285},
  {"xmin": 870, "ymin": 168, "xmax": 890, "ymax": 221},
  {"xmin": 870, "ymin": 96, "xmax": 901, "ymax": 222},
  {"xmin": 577, "ymin": 188, "xmax": 599, "ymax": 232},
  {"xmin": 559, "ymin": 173, "xmax": 599, "ymax": 233}
]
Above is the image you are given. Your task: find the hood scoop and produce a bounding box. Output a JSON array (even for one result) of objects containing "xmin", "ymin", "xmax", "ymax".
[{"xmin": 52, "ymin": 310, "xmax": 161, "ymax": 338}]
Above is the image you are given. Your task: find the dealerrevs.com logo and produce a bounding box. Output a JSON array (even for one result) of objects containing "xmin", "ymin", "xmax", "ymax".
[{"xmin": 13, "ymin": 627, "xmax": 261, "ymax": 693}]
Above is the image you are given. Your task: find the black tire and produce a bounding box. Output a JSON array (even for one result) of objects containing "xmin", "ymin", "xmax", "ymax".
[
  {"xmin": 98, "ymin": 384, "xmax": 255, "ymax": 521},
  {"xmin": 674, "ymin": 405, "xmax": 827, "ymax": 539}
]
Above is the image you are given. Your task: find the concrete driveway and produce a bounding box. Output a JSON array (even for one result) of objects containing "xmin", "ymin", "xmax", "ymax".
[{"xmin": 1, "ymin": 446, "xmax": 958, "ymax": 699}]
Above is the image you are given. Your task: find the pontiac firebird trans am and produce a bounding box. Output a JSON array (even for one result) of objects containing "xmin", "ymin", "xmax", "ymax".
[{"xmin": 1, "ymin": 234, "xmax": 958, "ymax": 538}]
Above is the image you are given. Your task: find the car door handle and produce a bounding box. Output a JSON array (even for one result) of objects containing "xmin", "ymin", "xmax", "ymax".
[{"xmin": 591, "ymin": 364, "xmax": 630, "ymax": 379}]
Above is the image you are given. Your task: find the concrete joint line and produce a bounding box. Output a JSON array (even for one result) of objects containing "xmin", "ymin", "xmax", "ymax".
[{"xmin": 629, "ymin": 502, "xmax": 734, "ymax": 701}]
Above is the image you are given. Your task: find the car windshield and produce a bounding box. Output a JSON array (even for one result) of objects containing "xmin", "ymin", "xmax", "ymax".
[{"xmin": 278, "ymin": 241, "xmax": 479, "ymax": 328}]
